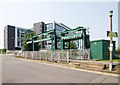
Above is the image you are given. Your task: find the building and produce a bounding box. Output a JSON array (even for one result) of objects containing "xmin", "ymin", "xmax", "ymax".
[
  {"xmin": 4, "ymin": 25, "xmax": 31, "ymax": 51},
  {"xmin": 33, "ymin": 22, "xmax": 45, "ymax": 48},
  {"xmin": 118, "ymin": 2, "xmax": 120, "ymax": 48},
  {"xmin": 27, "ymin": 23, "xmax": 90, "ymax": 52},
  {"xmin": 45, "ymin": 21, "xmax": 71, "ymax": 50},
  {"xmin": 33, "ymin": 22, "xmax": 45, "ymax": 35},
  {"xmin": 33, "ymin": 21, "xmax": 71, "ymax": 50}
]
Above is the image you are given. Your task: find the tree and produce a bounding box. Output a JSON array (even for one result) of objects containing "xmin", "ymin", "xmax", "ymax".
[
  {"xmin": 22, "ymin": 30, "xmax": 41, "ymax": 51},
  {"xmin": 67, "ymin": 41, "xmax": 77, "ymax": 49},
  {"xmin": 2, "ymin": 48, "xmax": 6, "ymax": 53},
  {"xmin": 114, "ymin": 47, "xmax": 120, "ymax": 59}
]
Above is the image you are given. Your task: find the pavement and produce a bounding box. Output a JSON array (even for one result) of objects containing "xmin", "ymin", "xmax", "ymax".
[{"xmin": 1, "ymin": 54, "xmax": 119, "ymax": 83}]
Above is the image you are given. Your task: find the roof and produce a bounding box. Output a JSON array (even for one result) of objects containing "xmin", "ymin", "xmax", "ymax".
[{"xmin": 90, "ymin": 39, "xmax": 116, "ymax": 43}]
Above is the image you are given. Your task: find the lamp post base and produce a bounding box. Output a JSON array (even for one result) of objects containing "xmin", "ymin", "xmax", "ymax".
[{"xmin": 109, "ymin": 63, "xmax": 113, "ymax": 71}]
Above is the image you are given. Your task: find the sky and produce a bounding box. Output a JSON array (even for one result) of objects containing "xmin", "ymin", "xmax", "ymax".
[{"xmin": 0, "ymin": 0, "xmax": 119, "ymax": 49}]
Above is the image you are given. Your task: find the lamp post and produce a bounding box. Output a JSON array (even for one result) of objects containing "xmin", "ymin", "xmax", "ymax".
[{"xmin": 109, "ymin": 10, "xmax": 113, "ymax": 71}]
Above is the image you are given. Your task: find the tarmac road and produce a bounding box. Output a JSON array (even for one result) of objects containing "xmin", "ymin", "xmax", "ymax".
[{"xmin": 1, "ymin": 54, "xmax": 119, "ymax": 83}]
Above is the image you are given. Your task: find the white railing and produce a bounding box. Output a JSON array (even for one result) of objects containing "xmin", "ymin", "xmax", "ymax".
[{"xmin": 15, "ymin": 49, "xmax": 90, "ymax": 63}]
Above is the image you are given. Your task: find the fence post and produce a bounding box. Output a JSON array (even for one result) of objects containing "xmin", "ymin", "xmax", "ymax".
[
  {"xmin": 88, "ymin": 49, "xmax": 90, "ymax": 59},
  {"xmin": 32, "ymin": 51, "xmax": 34, "ymax": 59},
  {"xmin": 24, "ymin": 52, "xmax": 25, "ymax": 58},
  {"xmin": 70, "ymin": 49, "xmax": 71, "ymax": 59},
  {"xmin": 22, "ymin": 52, "xmax": 24, "ymax": 57},
  {"xmin": 21, "ymin": 51, "xmax": 23, "ymax": 57},
  {"xmin": 35, "ymin": 51, "xmax": 37, "ymax": 60},
  {"xmin": 67, "ymin": 51, "xmax": 69, "ymax": 63},
  {"xmin": 51, "ymin": 50, "xmax": 53, "ymax": 62},
  {"xmin": 46, "ymin": 51, "xmax": 47, "ymax": 61},
  {"xmin": 40, "ymin": 51, "xmax": 42, "ymax": 60},
  {"xmin": 26, "ymin": 51, "xmax": 28, "ymax": 59},
  {"xmin": 58, "ymin": 51, "xmax": 60, "ymax": 63},
  {"xmin": 36, "ymin": 51, "xmax": 38, "ymax": 60},
  {"xmin": 79, "ymin": 49, "xmax": 81, "ymax": 60}
]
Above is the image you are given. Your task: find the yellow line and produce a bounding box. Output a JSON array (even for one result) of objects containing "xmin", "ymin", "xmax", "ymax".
[{"xmin": 15, "ymin": 57, "xmax": 119, "ymax": 77}]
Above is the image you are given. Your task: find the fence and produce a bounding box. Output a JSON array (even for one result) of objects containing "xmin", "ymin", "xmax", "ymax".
[{"xmin": 15, "ymin": 49, "xmax": 90, "ymax": 63}]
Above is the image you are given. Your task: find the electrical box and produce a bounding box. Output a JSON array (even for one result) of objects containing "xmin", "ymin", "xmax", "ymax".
[{"xmin": 90, "ymin": 40, "xmax": 116, "ymax": 60}]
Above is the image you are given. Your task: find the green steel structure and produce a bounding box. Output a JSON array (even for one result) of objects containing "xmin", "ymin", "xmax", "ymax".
[
  {"xmin": 26, "ymin": 26, "xmax": 90, "ymax": 58},
  {"xmin": 26, "ymin": 24, "xmax": 117, "ymax": 60},
  {"xmin": 60, "ymin": 26, "xmax": 90, "ymax": 57},
  {"xmin": 26, "ymin": 29, "xmax": 55, "ymax": 50},
  {"xmin": 60, "ymin": 26, "xmax": 90, "ymax": 49}
]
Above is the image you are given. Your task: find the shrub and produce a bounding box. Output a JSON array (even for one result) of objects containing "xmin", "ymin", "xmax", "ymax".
[
  {"xmin": 114, "ymin": 48, "xmax": 120, "ymax": 59},
  {"xmin": 2, "ymin": 48, "xmax": 6, "ymax": 53}
]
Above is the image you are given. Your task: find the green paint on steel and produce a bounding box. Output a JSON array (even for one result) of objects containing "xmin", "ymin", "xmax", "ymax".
[
  {"xmin": 51, "ymin": 33, "xmax": 53, "ymax": 50},
  {"xmin": 27, "ymin": 37, "xmax": 52, "ymax": 44},
  {"xmin": 32, "ymin": 36, "xmax": 38, "ymax": 39},
  {"xmin": 27, "ymin": 37, "xmax": 32, "ymax": 41},
  {"xmin": 27, "ymin": 29, "xmax": 55, "ymax": 44},
  {"xmin": 27, "ymin": 41, "xmax": 32, "ymax": 44},
  {"xmin": 36, "ymin": 30, "xmax": 54, "ymax": 37},
  {"xmin": 33, "ymin": 39, "xmax": 34, "ymax": 57},
  {"xmin": 90, "ymin": 40, "xmax": 116, "ymax": 60},
  {"xmin": 35, "ymin": 37, "xmax": 52, "ymax": 43},
  {"xmin": 82, "ymin": 30, "xmax": 85, "ymax": 60},
  {"xmin": 61, "ymin": 26, "xmax": 85, "ymax": 34},
  {"xmin": 61, "ymin": 33, "xmax": 82, "ymax": 40}
]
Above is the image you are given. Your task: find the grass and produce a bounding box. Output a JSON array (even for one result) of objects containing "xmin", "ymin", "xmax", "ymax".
[
  {"xmin": 0, "ymin": 52, "xmax": 6, "ymax": 54},
  {"xmin": 98, "ymin": 59, "xmax": 120, "ymax": 62}
]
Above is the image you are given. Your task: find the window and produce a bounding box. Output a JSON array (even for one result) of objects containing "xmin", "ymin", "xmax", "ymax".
[
  {"xmin": 21, "ymin": 33, "xmax": 25, "ymax": 37},
  {"xmin": 17, "ymin": 29, "xmax": 20, "ymax": 37},
  {"xmin": 46, "ymin": 23, "xmax": 53, "ymax": 31},
  {"xmin": 55, "ymin": 24, "xmax": 66, "ymax": 34}
]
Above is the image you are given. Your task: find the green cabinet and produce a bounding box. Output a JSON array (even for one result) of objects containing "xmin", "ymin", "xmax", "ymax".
[{"xmin": 90, "ymin": 40, "xmax": 115, "ymax": 60}]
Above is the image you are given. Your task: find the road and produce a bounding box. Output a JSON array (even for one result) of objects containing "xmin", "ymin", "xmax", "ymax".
[{"xmin": 1, "ymin": 54, "xmax": 119, "ymax": 83}]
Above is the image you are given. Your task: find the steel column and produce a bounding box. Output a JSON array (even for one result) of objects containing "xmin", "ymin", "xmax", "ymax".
[
  {"xmin": 32, "ymin": 39, "xmax": 34, "ymax": 59},
  {"xmin": 82, "ymin": 30, "xmax": 85, "ymax": 60}
]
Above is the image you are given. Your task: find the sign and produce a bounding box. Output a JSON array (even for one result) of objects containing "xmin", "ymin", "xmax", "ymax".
[
  {"xmin": 109, "ymin": 46, "xmax": 113, "ymax": 51},
  {"xmin": 110, "ymin": 44, "xmax": 113, "ymax": 47},
  {"xmin": 109, "ymin": 44, "xmax": 113, "ymax": 51},
  {"xmin": 107, "ymin": 31, "xmax": 118, "ymax": 37}
]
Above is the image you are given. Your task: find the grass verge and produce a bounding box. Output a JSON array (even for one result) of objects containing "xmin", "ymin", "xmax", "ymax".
[{"xmin": 98, "ymin": 59, "xmax": 120, "ymax": 62}]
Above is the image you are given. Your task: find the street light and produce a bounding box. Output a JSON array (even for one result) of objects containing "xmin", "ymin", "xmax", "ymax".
[
  {"xmin": 109, "ymin": 11, "xmax": 113, "ymax": 17},
  {"xmin": 109, "ymin": 10, "xmax": 113, "ymax": 71}
]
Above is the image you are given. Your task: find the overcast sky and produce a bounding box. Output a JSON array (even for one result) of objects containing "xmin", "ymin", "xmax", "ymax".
[{"xmin": 0, "ymin": 0, "xmax": 119, "ymax": 49}]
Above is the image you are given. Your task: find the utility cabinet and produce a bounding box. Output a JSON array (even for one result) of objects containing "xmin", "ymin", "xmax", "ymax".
[{"xmin": 90, "ymin": 40, "xmax": 116, "ymax": 60}]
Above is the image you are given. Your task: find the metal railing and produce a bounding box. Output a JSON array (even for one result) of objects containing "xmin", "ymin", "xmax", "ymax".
[{"xmin": 15, "ymin": 49, "xmax": 90, "ymax": 63}]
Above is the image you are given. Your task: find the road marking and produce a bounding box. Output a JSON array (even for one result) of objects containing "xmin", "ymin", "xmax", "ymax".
[{"xmin": 15, "ymin": 57, "xmax": 119, "ymax": 77}]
